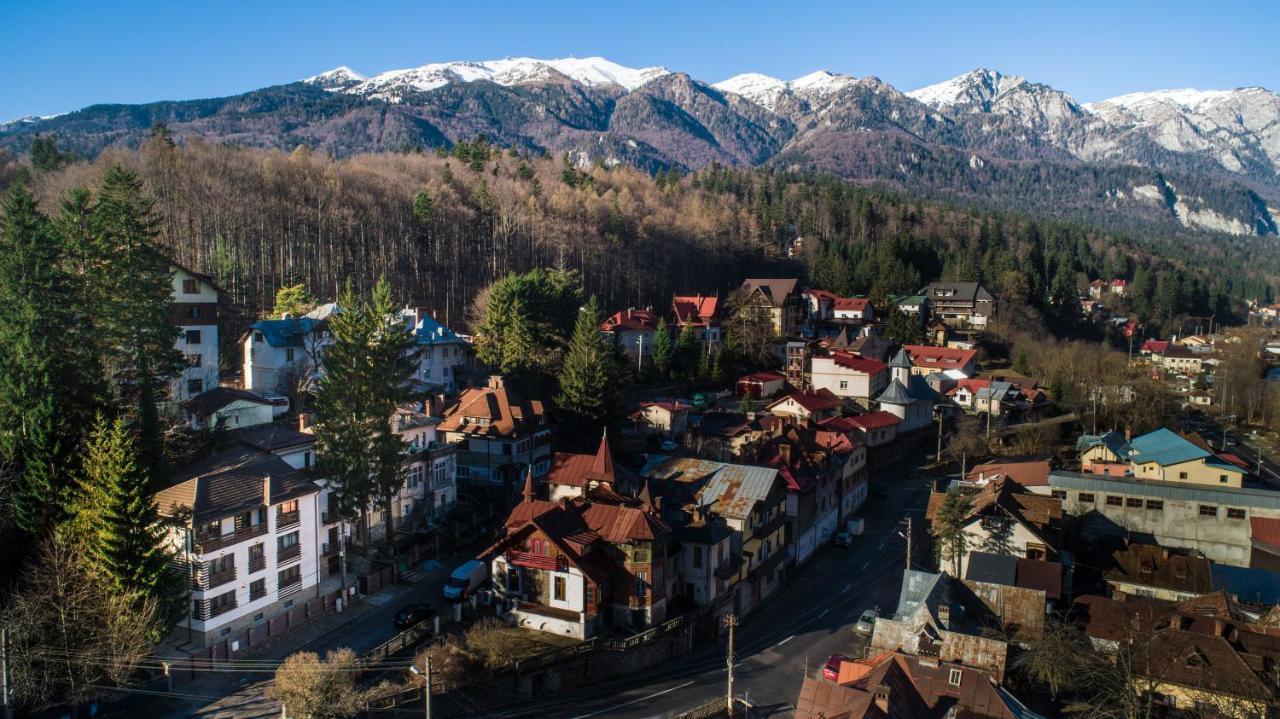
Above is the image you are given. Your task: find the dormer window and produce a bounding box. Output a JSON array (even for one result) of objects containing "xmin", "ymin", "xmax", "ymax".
[{"xmin": 183, "ymin": 279, "xmax": 198, "ymax": 294}]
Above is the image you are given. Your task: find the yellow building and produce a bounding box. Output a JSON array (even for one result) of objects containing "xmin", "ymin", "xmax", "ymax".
[{"xmin": 1077, "ymin": 428, "xmax": 1244, "ymax": 488}]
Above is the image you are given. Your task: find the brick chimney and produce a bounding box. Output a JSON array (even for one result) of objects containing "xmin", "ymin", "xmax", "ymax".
[
  {"xmin": 297, "ymin": 412, "xmax": 314, "ymax": 433},
  {"xmin": 873, "ymin": 685, "xmax": 891, "ymax": 713},
  {"xmin": 488, "ymin": 375, "xmax": 505, "ymax": 389},
  {"xmin": 938, "ymin": 604, "xmax": 951, "ymax": 629}
]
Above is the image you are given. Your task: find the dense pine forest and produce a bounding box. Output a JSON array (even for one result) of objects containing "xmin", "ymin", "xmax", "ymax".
[{"xmin": 5, "ymin": 132, "xmax": 1276, "ymax": 341}]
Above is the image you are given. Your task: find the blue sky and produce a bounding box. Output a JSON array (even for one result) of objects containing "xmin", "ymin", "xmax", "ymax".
[{"xmin": 2, "ymin": 0, "xmax": 1277, "ymax": 120}]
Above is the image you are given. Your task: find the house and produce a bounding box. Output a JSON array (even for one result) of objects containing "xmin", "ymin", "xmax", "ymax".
[
  {"xmin": 154, "ymin": 427, "xmax": 333, "ymax": 647},
  {"xmin": 874, "ymin": 349, "xmax": 938, "ymax": 433},
  {"xmin": 1106, "ymin": 543, "xmax": 1213, "ymax": 601},
  {"xmin": 901, "ymin": 344, "xmax": 978, "ymax": 378},
  {"xmin": 833, "ymin": 296, "xmax": 873, "ymax": 322},
  {"xmin": 600, "ymin": 307, "xmax": 661, "ymax": 359},
  {"xmin": 965, "ymin": 460, "xmax": 1051, "ymax": 489},
  {"xmin": 1073, "ymin": 594, "xmax": 1276, "ymax": 716},
  {"xmin": 1158, "ymin": 346, "xmax": 1205, "ymax": 375},
  {"xmin": 390, "ymin": 402, "xmax": 458, "ymax": 534},
  {"xmin": 687, "ymin": 412, "xmax": 764, "ymax": 462},
  {"xmin": 170, "ymin": 262, "xmax": 221, "ymax": 402},
  {"xmin": 802, "ymin": 289, "xmax": 838, "ymax": 323},
  {"xmin": 242, "ymin": 313, "xmax": 329, "ymax": 396},
  {"xmin": 438, "ymin": 375, "xmax": 552, "ymax": 485},
  {"xmin": 834, "ymin": 411, "xmax": 900, "ymax": 449},
  {"xmin": 545, "ymin": 433, "xmax": 636, "ymax": 503},
  {"xmin": 919, "ymin": 282, "xmax": 995, "ymax": 328},
  {"xmin": 485, "ymin": 473, "xmax": 672, "ymax": 638},
  {"xmin": 1077, "ymin": 428, "xmax": 1246, "ymax": 487},
  {"xmin": 639, "ymin": 455, "xmax": 791, "ymax": 615},
  {"xmin": 768, "ymin": 388, "xmax": 843, "ymax": 425},
  {"xmin": 813, "ymin": 423, "xmax": 869, "ymax": 528},
  {"xmin": 1088, "ymin": 279, "xmax": 1108, "ymax": 299},
  {"xmin": 671, "ymin": 293, "xmax": 721, "ymax": 346},
  {"xmin": 964, "ymin": 552, "xmax": 1064, "ymax": 610},
  {"xmin": 1032, "ymin": 470, "xmax": 1280, "ymax": 567},
  {"xmin": 183, "ymin": 387, "xmax": 276, "ymax": 431},
  {"xmin": 890, "ymin": 294, "xmax": 929, "ymax": 319},
  {"xmin": 845, "ymin": 333, "xmax": 894, "ymax": 362},
  {"xmin": 1141, "ymin": 339, "xmax": 1170, "ymax": 356},
  {"xmin": 739, "ymin": 278, "xmax": 804, "ymax": 337},
  {"xmin": 1110, "ymin": 278, "xmax": 1129, "ymax": 297},
  {"xmin": 795, "ymin": 650, "xmax": 1045, "ymax": 719},
  {"xmin": 737, "ymin": 370, "xmax": 786, "ymax": 399},
  {"xmin": 404, "ymin": 307, "xmax": 471, "ymax": 393},
  {"xmin": 673, "ymin": 509, "xmax": 736, "ymax": 610},
  {"xmin": 759, "ymin": 426, "xmax": 842, "ymax": 564},
  {"xmin": 1081, "ymin": 298, "xmax": 1101, "ymax": 316},
  {"xmin": 629, "ymin": 400, "xmax": 691, "ymax": 437},
  {"xmin": 927, "ymin": 478, "xmax": 1064, "ymax": 576},
  {"xmin": 809, "ymin": 351, "xmax": 888, "ymax": 402},
  {"xmin": 784, "ymin": 338, "xmax": 811, "ymax": 388}
]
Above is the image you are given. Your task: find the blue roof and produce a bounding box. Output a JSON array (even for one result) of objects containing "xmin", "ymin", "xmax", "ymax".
[
  {"xmin": 1127, "ymin": 428, "xmax": 1210, "ymax": 466},
  {"xmin": 413, "ymin": 314, "xmax": 466, "ymax": 347},
  {"xmin": 250, "ymin": 317, "xmax": 323, "ymax": 348},
  {"xmin": 1211, "ymin": 565, "xmax": 1280, "ymax": 605},
  {"xmin": 1076, "ymin": 430, "xmax": 1130, "ymax": 458}
]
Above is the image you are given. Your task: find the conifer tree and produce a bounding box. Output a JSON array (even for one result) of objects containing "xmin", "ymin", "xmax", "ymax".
[
  {"xmin": 652, "ymin": 318, "xmax": 673, "ymax": 377},
  {"xmin": 931, "ymin": 488, "xmax": 971, "ymax": 576},
  {"xmin": 272, "ymin": 283, "xmax": 316, "ymax": 318},
  {"xmin": 74, "ymin": 415, "xmax": 178, "ymax": 631},
  {"xmin": 737, "ymin": 390, "xmax": 754, "ymax": 416},
  {"xmin": 0, "ymin": 185, "xmax": 103, "ymax": 533},
  {"xmin": 674, "ymin": 324, "xmax": 701, "ymax": 380},
  {"xmin": 557, "ymin": 297, "xmax": 613, "ymax": 431},
  {"xmin": 367, "ymin": 279, "xmax": 419, "ymax": 537}
]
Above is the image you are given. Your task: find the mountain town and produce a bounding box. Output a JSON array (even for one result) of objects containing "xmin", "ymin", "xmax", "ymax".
[{"xmin": 4, "ymin": 4, "xmax": 1280, "ymax": 719}]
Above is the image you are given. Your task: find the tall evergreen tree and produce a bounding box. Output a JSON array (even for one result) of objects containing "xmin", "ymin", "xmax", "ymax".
[
  {"xmin": 0, "ymin": 185, "xmax": 102, "ymax": 533},
  {"xmin": 557, "ymin": 297, "xmax": 614, "ymax": 432},
  {"xmin": 652, "ymin": 318, "xmax": 674, "ymax": 377},
  {"xmin": 367, "ymin": 279, "xmax": 419, "ymax": 538},
  {"xmin": 73, "ymin": 415, "xmax": 179, "ymax": 632},
  {"xmin": 674, "ymin": 324, "xmax": 702, "ymax": 380},
  {"xmin": 91, "ymin": 165, "xmax": 182, "ymax": 484}
]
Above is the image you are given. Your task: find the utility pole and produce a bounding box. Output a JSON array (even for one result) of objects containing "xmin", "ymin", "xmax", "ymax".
[
  {"xmin": 2, "ymin": 624, "xmax": 12, "ymax": 719},
  {"xmin": 424, "ymin": 655, "xmax": 433, "ymax": 719},
  {"xmin": 935, "ymin": 410, "xmax": 944, "ymax": 462},
  {"xmin": 637, "ymin": 334, "xmax": 644, "ymax": 372},
  {"xmin": 1092, "ymin": 388, "xmax": 1099, "ymax": 435},
  {"xmin": 903, "ymin": 517, "xmax": 913, "ymax": 572},
  {"xmin": 725, "ymin": 613, "xmax": 738, "ymax": 718}
]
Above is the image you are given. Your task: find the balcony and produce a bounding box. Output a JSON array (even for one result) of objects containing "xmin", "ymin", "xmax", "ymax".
[
  {"xmin": 322, "ymin": 542, "xmax": 340, "ymax": 557},
  {"xmin": 276, "ymin": 510, "xmax": 300, "ymax": 531},
  {"xmin": 321, "ymin": 510, "xmax": 339, "ymax": 525},
  {"xmin": 192, "ymin": 522, "xmax": 268, "ymax": 554},
  {"xmin": 194, "ymin": 594, "xmax": 237, "ymax": 621},
  {"xmin": 507, "ymin": 551, "xmax": 561, "ymax": 571},
  {"xmin": 278, "ymin": 575, "xmax": 303, "ymax": 599},
  {"xmin": 193, "ymin": 566, "xmax": 236, "ymax": 591},
  {"xmin": 249, "ymin": 584, "xmax": 267, "ymax": 601},
  {"xmin": 278, "ymin": 543, "xmax": 301, "ymax": 565},
  {"xmin": 248, "ymin": 555, "xmax": 266, "ymax": 574}
]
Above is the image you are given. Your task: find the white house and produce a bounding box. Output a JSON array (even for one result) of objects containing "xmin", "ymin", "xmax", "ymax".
[
  {"xmin": 810, "ymin": 351, "xmax": 888, "ymax": 402},
  {"xmin": 874, "ymin": 349, "xmax": 938, "ymax": 433},
  {"xmin": 242, "ymin": 312, "xmax": 330, "ymax": 396},
  {"xmin": 183, "ymin": 387, "xmax": 276, "ymax": 431},
  {"xmin": 403, "ymin": 307, "xmax": 470, "ymax": 393},
  {"xmin": 170, "ymin": 263, "xmax": 220, "ymax": 402}
]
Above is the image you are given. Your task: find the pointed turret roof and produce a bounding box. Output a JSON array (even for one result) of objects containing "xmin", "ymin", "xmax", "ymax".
[
  {"xmin": 890, "ymin": 347, "xmax": 912, "ymax": 369},
  {"xmin": 877, "ymin": 378, "xmax": 912, "ymax": 406},
  {"xmin": 522, "ymin": 465, "xmax": 535, "ymax": 503},
  {"xmin": 591, "ymin": 429, "xmax": 614, "ymax": 479}
]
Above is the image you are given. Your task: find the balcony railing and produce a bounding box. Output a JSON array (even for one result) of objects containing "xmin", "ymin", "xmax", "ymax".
[
  {"xmin": 278, "ymin": 543, "xmax": 301, "ymax": 565},
  {"xmin": 507, "ymin": 551, "xmax": 563, "ymax": 571},
  {"xmin": 276, "ymin": 510, "xmax": 301, "ymax": 531},
  {"xmin": 249, "ymin": 584, "xmax": 267, "ymax": 601},
  {"xmin": 248, "ymin": 555, "xmax": 266, "ymax": 574},
  {"xmin": 321, "ymin": 510, "xmax": 339, "ymax": 525},
  {"xmin": 193, "ymin": 522, "xmax": 268, "ymax": 554},
  {"xmin": 194, "ymin": 595, "xmax": 237, "ymax": 621},
  {"xmin": 278, "ymin": 575, "xmax": 303, "ymax": 599},
  {"xmin": 193, "ymin": 566, "xmax": 236, "ymax": 591},
  {"xmin": 322, "ymin": 542, "xmax": 340, "ymax": 557}
]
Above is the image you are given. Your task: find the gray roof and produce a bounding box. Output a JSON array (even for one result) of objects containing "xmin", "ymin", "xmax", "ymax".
[
  {"xmin": 895, "ymin": 569, "xmax": 945, "ymax": 618},
  {"xmin": 889, "ymin": 347, "xmax": 912, "ymax": 369},
  {"xmin": 638, "ymin": 455, "xmax": 780, "ymax": 521},
  {"xmin": 920, "ymin": 282, "xmax": 994, "ymax": 303},
  {"xmin": 156, "ymin": 449, "xmax": 318, "ymax": 523},
  {"xmin": 1048, "ymin": 471, "xmax": 1280, "ymax": 509},
  {"xmin": 965, "ymin": 552, "xmax": 1018, "ymax": 586},
  {"xmin": 876, "ymin": 378, "xmax": 912, "ymax": 406}
]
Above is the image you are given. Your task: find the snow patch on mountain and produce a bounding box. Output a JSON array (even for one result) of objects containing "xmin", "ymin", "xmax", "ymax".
[
  {"xmin": 304, "ymin": 66, "xmax": 366, "ymax": 91},
  {"xmin": 906, "ymin": 68, "xmax": 1025, "ymax": 108},
  {"xmin": 713, "ymin": 69, "xmax": 855, "ymax": 111}
]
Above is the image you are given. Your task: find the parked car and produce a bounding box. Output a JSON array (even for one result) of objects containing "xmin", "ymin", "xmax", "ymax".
[
  {"xmin": 823, "ymin": 654, "xmax": 850, "ymax": 681},
  {"xmin": 393, "ymin": 603, "xmax": 437, "ymax": 631},
  {"xmin": 660, "ymin": 439, "xmax": 679, "ymax": 451},
  {"xmin": 832, "ymin": 531, "xmax": 854, "ymax": 548},
  {"xmin": 854, "ymin": 608, "xmax": 878, "ymax": 635},
  {"xmin": 443, "ymin": 559, "xmax": 488, "ymax": 601}
]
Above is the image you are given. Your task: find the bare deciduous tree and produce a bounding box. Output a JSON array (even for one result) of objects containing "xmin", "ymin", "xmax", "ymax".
[{"xmin": 266, "ymin": 648, "xmax": 364, "ymax": 719}]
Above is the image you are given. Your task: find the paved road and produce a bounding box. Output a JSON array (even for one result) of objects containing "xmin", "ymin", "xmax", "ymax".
[{"xmin": 461, "ymin": 459, "xmax": 933, "ymax": 719}]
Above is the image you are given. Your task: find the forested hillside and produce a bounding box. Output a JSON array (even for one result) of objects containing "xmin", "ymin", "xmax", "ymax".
[{"xmin": 9, "ymin": 135, "xmax": 1277, "ymax": 340}]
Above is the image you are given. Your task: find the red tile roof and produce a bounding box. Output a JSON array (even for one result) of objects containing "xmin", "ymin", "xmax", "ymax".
[
  {"xmin": 547, "ymin": 436, "xmax": 626, "ymax": 489},
  {"xmin": 828, "ymin": 351, "xmax": 887, "ymax": 375},
  {"xmin": 740, "ymin": 370, "xmax": 785, "ymax": 383},
  {"xmin": 846, "ymin": 411, "xmax": 901, "ymax": 430},
  {"xmin": 1015, "ymin": 558, "xmax": 1062, "ymax": 600},
  {"xmin": 902, "ymin": 344, "xmax": 977, "ymax": 371},
  {"xmin": 966, "ymin": 460, "xmax": 1051, "ymax": 487},
  {"xmin": 834, "ymin": 297, "xmax": 871, "ymax": 311},
  {"xmin": 601, "ymin": 307, "xmax": 660, "ymax": 332},
  {"xmin": 771, "ymin": 388, "xmax": 842, "ymax": 413},
  {"xmin": 1142, "ymin": 339, "xmax": 1170, "ymax": 354},
  {"xmin": 672, "ymin": 294, "xmax": 719, "ymax": 325},
  {"xmin": 438, "ymin": 379, "xmax": 546, "ymax": 438}
]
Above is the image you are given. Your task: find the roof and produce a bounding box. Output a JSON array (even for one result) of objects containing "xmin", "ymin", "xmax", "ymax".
[
  {"xmin": 1048, "ymin": 471, "xmax": 1280, "ymax": 509},
  {"xmin": 1210, "ymin": 565, "xmax": 1280, "ymax": 605},
  {"xmin": 739, "ymin": 370, "xmax": 786, "ymax": 384},
  {"xmin": 965, "ymin": 552, "xmax": 1018, "ymax": 586},
  {"xmin": 546, "ymin": 435, "xmax": 633, "ymax": 490},
  {"xmin": 438, "ymin": 379, "xmax": 546, "ymax": 438},
  {"xmin": 845, "ymin": 411, "xmax": 901, "ymax": 431},
  {"xmin": 895, "ymin": 570, "xmax": 945, "ymax": 618},
  {"xmin": 580, "ymin": 502, "xmax": 670, "ymax": 543},
  {"xmin": 233, "ymin": 423, "xmax": 315, "ymax": 452},
  {"xmin": 693, "ymin": 411, "xmax": 754, "ymax": 437},
  {"xmin": 919, "ymin": 282, "xmax": 994, "ymax": 304},
  {"xmin": 741, "ymin": 278, "xmax": 799, "ymax": 307},
  {"xmin": 967, "ymin": 460, "xmax": 1051, "ymax": 488},
  {"xmin": 182, "ymin": 387, "xmax": 274, "ymax": 416},
  {"xmin": 601, "ymin": 307, "xmax": 660, "ymax": 332},
  {"xmin": 770, "ymin": 388, "xmax": 842, "ymax": 414},
  {"xmin": 155, "ymin": 449, "xmax": 318, "ymax": 523},
  {"xmin": 834, "ymin": 297, "xmax": 871, "ymax": 312},
  {"xmin": 1015, "ymin": 558, "xmax": 1062, "ymax": 600},
  {"xmin": 1142, "ymin": 339, "xmax": 1170, "ymax": 354},
  {"xmin": 672, "ymin": 294, "xmax": 719, "ymax": 325},
  {"xmin": 889, "ymin": 347, "xmax": 912, "ymax": 369},
  {"xmin": 412, "ymin": 313, "xmax": 466, "ymax": 346},
  {"xmin": 891, "ymin": 294, "xmax": 926, "ymax": 306},
  {"xmin": 638, "ymin": 455, "xmax": 780, "ymax": 521},
  {"xmin": 1106, "ymin": 544, "xmax": 1213, "ymax": 595},
  {"xmin": 1251, "ymin": 516, "xmax": 1280, "ymax": 546},
  {"xmin": 927, "ymin": 480, "xmax": 1063, "ymax": 534},
  {"xmin": 169, "ymin": 260, "xmax": 221, "ymax": 292},
  {"xmin": 875, "ymin": 379, "xmax": 912, "ymax": 406},
  {"xmin": 901, "ymin": 344, "xmax": 977, "ymax": 372},
  {"xmin": 248, "ymin": 316, "xmax": 324, "ymax": 348},
  {"xmin": 824, "ymin": 351, "xmax": 887, "ymax": 375}
]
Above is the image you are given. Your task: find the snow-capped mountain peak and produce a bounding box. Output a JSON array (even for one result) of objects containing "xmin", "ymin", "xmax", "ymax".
[
  {"xmin": 318, "ymin": 56, "xmax": 670, "ymax": 101},
  {"xmin": 790, "ymin": 69, "xmax": 855, "ymax": 96},
  {"xmin": 712, "ymin": 69, "xmax": 855, "ymax": 110},
  {"xmin": 906, "ymin": 68, "xmax": 1025, "ymax": 108}
]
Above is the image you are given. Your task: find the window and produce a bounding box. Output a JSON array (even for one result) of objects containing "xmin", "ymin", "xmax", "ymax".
[
  {"xmin": 1145, "ymin": 500, "xmax": 1164, "ymax": 511},
  {"xmin": 278, "ymin": 565, "xmax": 302, "ymax": 588},
  {"xmin": 1050, "ymin": 490, "xmax": 1066, "ymax": 500},
  {"xmin": 553, "ymin": 576, "xmax": 566, "ymax": 601},
  {"xmin": 187, "ymin": 379, "xmax": 203, "ymax": 396},
  {"xmin": 948, "ymin": 668, "xmax": 963, "ymax": 687},
  {"xmin": 187, "ymin": 353, "xmax": 202, "ymax": 367},
  {"xmin": 1199, "ymin": 505, "xmax": 1218, "ymax": 518},
  {"xmin": 198, "ymin": 519, "xmax": 222, "ymax": 538},
  {"xmin": 210, "ymin": 554, "xmax": 234, "ymax": 574},
  {"xmin": 634, "ymin": 571, "xmax": 648, "ymax": 599},
  {"xmin": 1126, "ymin": 498, "xmax": 1143, "ymax": 508},
  {"xmin": 1106, "ymin": 495, "xmax": 1123, "ymax": 506},
  {"xmin": 183, "ymin": 278, "xmax": 198, "ymax": 294},
  {"xmin": 1219, "ymin": 475, "xmax": 1229, "ymax": 483},
  {"xmin": 254, "ymin": 331, "xmax": 264, "ymax": 343},
  {"xmin": 1227, "ymin": 508, "xmax": 1246, "ymax": 520},
  {"xmin": 186, "ymin": 305, "xmax": 201, "ymax": 319},
  {"xmin": 693, "ymin": 546, "xmax": 703, "ymax": 569},
  {"xmin": 1178, "ymin": 471, "xmax": 1188, "ymax": 480},
  {"xmin": 839, "ymin": 380, "xmax": 848, "ymax": 390},
  {"xmin": 186, "ymin": 329, "xmax": 202, "ymax": 345},
  {"xmin": 285, "ymin": 348, "xmax": 295, "ymax": 362},
  {"xmin": 1078, "ymin": 493, "xmax": 1095, "ymax": 503},
  {"xmin": 278, "ymin": 532, "xmax": 299, "ymax": 551},
  {"xmin": 249, "ymin": 578, "xmax": 266, "ymax": 601}
]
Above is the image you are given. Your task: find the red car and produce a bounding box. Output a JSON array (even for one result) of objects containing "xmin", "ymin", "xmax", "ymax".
[{"xmin": 823, "ymin": 654, "xmax": 850, "ymax": 681}]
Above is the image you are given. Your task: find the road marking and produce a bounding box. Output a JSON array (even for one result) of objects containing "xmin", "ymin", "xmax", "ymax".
[
  {"xmin": 860, "ymin": 561, "xmax": 870, "ymax": 570},
  {"xmin": 570, "ymin": 680, "xmax": 695, "ymax": 719},
  {"xmin": 818, "ymin": 608, "xmax": 829, "ymax": 618},
  {"xmin": 842, "ymin": 583, "xmax": 851, "ymax": 593},
  {"xmin": 775, "ymin": 634, "xmax": 795, "ymax": 647}
]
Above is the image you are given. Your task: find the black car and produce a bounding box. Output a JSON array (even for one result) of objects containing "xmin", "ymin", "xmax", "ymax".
[{"xmin": 394, "ymin": 603, "xmax": 438, "ymax": 631}]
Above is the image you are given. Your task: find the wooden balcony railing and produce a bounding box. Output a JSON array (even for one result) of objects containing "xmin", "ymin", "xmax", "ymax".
[
  {"xmin": 507, "ymin": 551, "xmax": 563, "ymax": 571},
  {"xmin": 276, "ymin": 510, "xmax": 300, "ymax": 531},
  {"xmin": 248, "ymin": 555, "xmax": 266, "ymax": 574},
  {"xmin": 278, "ymin": 575, "xmax": 303, "ymax": 599},
  {"xmin": 193, "ymin": 566, "xmax": 236, "ymax": 591},
  {"xmin": 278, "ymin": 543, "xmax": 301, "ymax": 565},
  {"xmin": 193, "ymin": 522, "xmax": 268, "ymax": 554}
]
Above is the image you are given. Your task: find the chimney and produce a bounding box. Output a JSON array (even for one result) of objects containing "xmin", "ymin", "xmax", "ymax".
[
  {"xmin": 297, "ymin": 412, "xmax": 314, "ymax": 433},
  {"xmin": 779, "ymin": 444, "xmax": 792, "ymax": 466},
  {"xmin": 873, "ymin": 685, "xmax": 891, "ymax": 713},
  {"xmin": 1213, "ymin": 620, "xmax": 1226, "ymax": 637},
  {"xmin": 262, "ymin": 475, "xmax": 272, "ymax": 506},
  {"xmin": 1125, "ymin": 426, "xmax": 1132, "ymax": 442},
  {"xmin": 938, "ymin": 604, "xmax": 951, "ymax": 630},
  {"xmin": 488, "ymin": 375, "xmax": 505, "ymax": 390}
]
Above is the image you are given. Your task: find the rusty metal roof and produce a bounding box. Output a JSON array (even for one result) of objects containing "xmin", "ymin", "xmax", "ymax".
[{"xmin": 638, "ymin": 455, "xmax": 780, "ymax": 521}]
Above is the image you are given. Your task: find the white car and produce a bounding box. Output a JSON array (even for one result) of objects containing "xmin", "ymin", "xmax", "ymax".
[{"xmin": 854, "ymin": 608, "xmax": 878, "ymax": 635}]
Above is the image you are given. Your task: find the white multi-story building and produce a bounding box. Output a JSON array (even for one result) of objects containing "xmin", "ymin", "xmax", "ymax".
[
  {"xmin": 402, "ymin": 307, "xmax": 471, "ymax": 393},
  {"xmin": 170, "ymin": 263, "xmax": 220, "ymax": 402}
]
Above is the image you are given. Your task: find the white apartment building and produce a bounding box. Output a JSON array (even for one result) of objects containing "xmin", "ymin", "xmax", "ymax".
[{"xmin": 170, "ymin": 263, "xmax": 220, "ymax": 402}]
